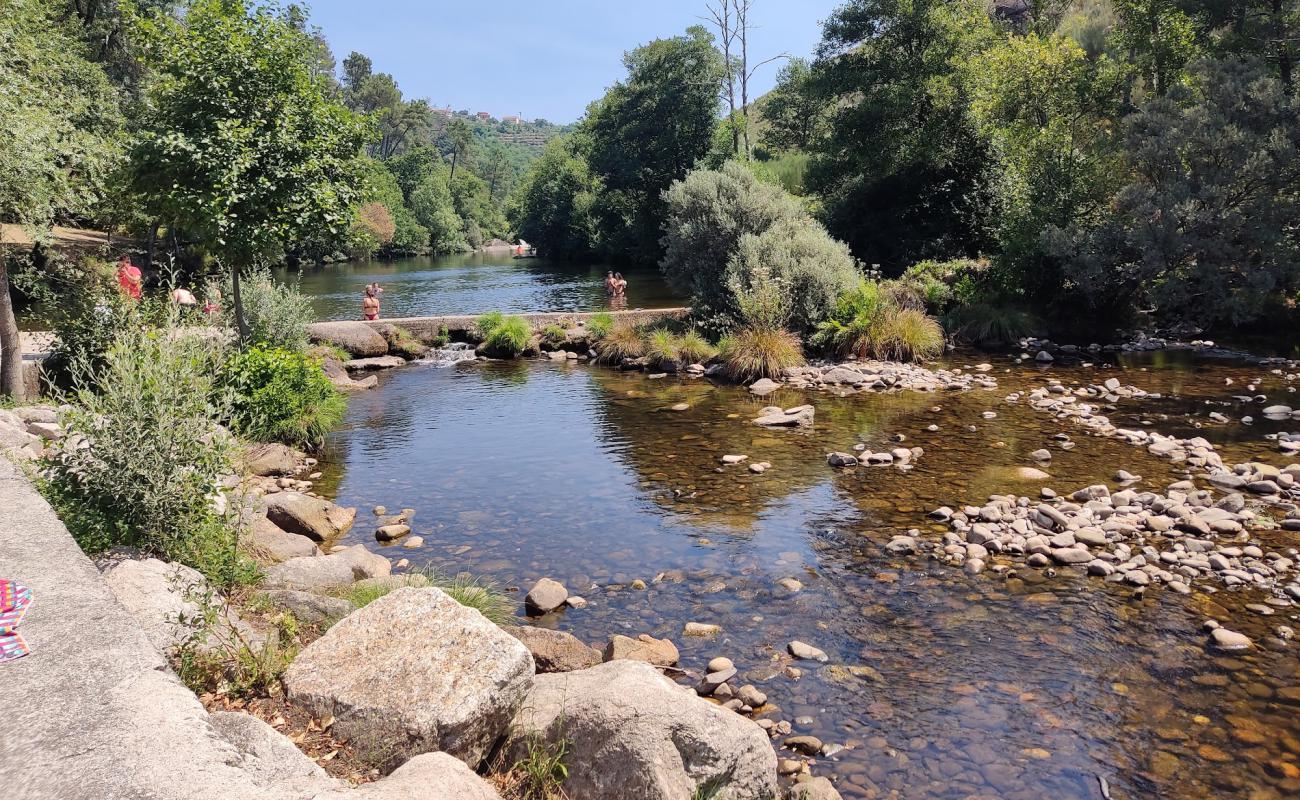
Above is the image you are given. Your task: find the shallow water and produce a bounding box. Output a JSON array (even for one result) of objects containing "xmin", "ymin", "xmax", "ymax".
[
  {"xmin": 285, "ymin": 253, "xmax": 680, "ymax": 321},
  {"xmin": 319, "ymin": 352, "xmax": 1300, "ymax": 799}
]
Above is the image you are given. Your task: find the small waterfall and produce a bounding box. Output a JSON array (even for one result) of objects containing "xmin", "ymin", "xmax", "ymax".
[{"xmin": 421, "ymin": 342, "xmax": 477, "ymax": 368}]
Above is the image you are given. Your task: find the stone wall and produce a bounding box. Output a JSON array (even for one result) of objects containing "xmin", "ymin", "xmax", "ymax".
[{"xmin": 365, "ymin": 307, "xmax": 690, "ymax": 342}]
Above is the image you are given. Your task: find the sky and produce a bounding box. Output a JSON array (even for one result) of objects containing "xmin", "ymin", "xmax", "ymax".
[{"xmin": 304, "ymin": 0, "xmax": 845, "ymax": 124}]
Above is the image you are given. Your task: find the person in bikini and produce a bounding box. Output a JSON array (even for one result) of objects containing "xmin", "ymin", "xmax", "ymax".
[{"xmin": 362, "ymin": 286, "xmax": 380, "ymax": 320}]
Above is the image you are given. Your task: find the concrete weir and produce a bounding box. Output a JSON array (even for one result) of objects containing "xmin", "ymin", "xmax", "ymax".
[{"xmin": 362, "ymin": 307, "xmax": 690, "ymax": 341}]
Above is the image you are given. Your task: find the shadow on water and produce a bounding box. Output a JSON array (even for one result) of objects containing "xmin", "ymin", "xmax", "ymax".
[{"xmin": 321, "ymin": 352, "xmax": 1300, "ymax": 800}]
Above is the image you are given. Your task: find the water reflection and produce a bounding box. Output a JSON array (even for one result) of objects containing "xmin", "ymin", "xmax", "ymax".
[
  {"xmin": 285, "ymin": 253, "xmax": 681, "ymax": 321},
  {"xmin": 322, "ymin": 354, "xmax": 1300, "ymax": 800}
]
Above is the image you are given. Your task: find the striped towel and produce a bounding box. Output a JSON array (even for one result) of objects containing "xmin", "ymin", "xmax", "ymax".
[{"xmin": 0, "ymin": 579, "xmax": 32, "ymax": 663}]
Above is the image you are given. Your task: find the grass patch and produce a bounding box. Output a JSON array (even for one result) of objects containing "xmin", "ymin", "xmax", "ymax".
[
  {"xmin": 482, "ymin": 316, "xmax": 533, "ymax": 358},
  {"xmin": 645, "ymin": 328, "xmax": 681, "ymax": 371},
  {"xmin": 384, "ymin": 324, "xmax": 428, "ymax": 359},
  {"xmin": 175, "ymin": 593, "xmax": 299, "ymax": 698},
  {"xmin": 814, "ymin": 280, "xmax": 946, "ymax": 362},
  {"xmin": 944, "ymin": 301, "xmax": 1040, "ymax": 346},
  {"xmin": 594, "ymin": 323, "xmax": 645, "ymax": 366},
  {"xmin": 719, "ymin": 326, "xmax": 804, "ymax": 382},
  {"xmin": 340, "ymin": 569, "xmax": 515, "ymax": 625},
  {"xmin": 584, "ymin": 312, "xmax": 614, "ymax": 340},
  {"xmin": 474, "ymin": 311, "xmax": 506, "ymax": 341},
  {"xmin": 540, "ymin": 323, "xmax": 569, "ymax": 349},
  {"xmin": 510, "ymin": 733, "xmax": 570, "ymax": 800},
  {"xmin": 676, "ymin": 330, "xmax": 717, "ymax": 364}
]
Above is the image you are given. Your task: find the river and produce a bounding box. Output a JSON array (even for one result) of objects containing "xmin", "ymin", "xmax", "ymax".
[
  {"xmin": 286, "ymin": 252, "xmax": 681, "ymax": 321},
  {"xmin": 310, "ymin": 344, "xmax": 1300, "ymax": 800}
]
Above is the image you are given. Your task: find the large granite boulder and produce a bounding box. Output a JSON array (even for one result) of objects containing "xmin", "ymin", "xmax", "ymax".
[
  {"xmin": 210, "ymin": 711, "xmax": 337, "ymax": 795},
  {"xmin": 603, "ymin": 633, "xmax": 679, "ymax": 666},
  {"xmin": 319, "ymin": 753, "xmax": 502, "ymax": 800},
  {"xmin": 510, "ymin": 626, "xmax": 601, "ymax": 673},
  {"xmin": 262, "ymin": 544, "xmax": 390, "ymax": 591},
  {"xmin": 264, "ymin": 492, "xmax": 356, "ymax": 542},
  {"xmin": 241, "ymin": 443, "xmax": 302, "ymax": 477},
  {"xmin": 248, "ymin": 515, "xmax": 320, "ymax": 562},
  {"xmin": 308, "ymin": 321, "xmax": 390, "ymax": 358},
  {"xmin": 100, "ymin": 558, "xmax": 261, "ymax": 657},
  {"xmin": 509, "ymin": 660, "xmax": 778, "ymax": 800},
  {"xmin": 284, "ymin": 588, "xmax": 534, "ymax": 771}
]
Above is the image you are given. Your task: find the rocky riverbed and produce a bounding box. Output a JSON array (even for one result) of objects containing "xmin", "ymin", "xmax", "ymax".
[{"xmin": 305, "ymin": 344, "xmax": 1300, "ymax": 800}]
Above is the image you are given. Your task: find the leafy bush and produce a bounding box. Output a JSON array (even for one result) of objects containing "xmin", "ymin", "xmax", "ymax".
[
  {"xmin": 719, "ymin": 326, "xmax": 804, "ymax": 382},
  {"xmin": 677, "ymin": 330, "xmax": 717, "ymax": 364},
  {"xmin": 221, "ymin": 345, "xmax": 346, "ymax": 449},
  {"xmin": 230, "ymin": 267, "xmax": 315, "ymax": 351},
  {"xmin": 43, "ymin": 317, "xmax": 253, "ymax": 584},
  {"xmin": 594, "ymin": 322, "xmax": 645, "ymax": 366},
  {"xmin": 474, "ymin": 311, "xmax": 505, "ymax": 341},
  {"xmin": 726, "ymin": 219, "xmax": 860, "ymax": 333},
  {"xmin": 943, "ymin": 300, "xmax": 1040, "ymax": 346},
  {"xmin": 481, "ymin": 316, "xmax": 532, "ymax": 357},
  {"xmin": 584, "ymin": 312, "xmax": 614, "ymax": 340}
]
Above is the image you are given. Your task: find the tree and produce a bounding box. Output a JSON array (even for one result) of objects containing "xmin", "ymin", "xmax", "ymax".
[
  {"xmin": 131, "ymin": 0, "xmax": 371, "ymax": 339},
  {"xmin": 1048, "ymin": 58, "xmax": 1300, "ymax": 325},
  {"xmin": 507, "ymin": 136, "xmax": 600, "ymax": 260},
  {"xmin": 585, "ymin": 26, "xmax": 725, "ymax": 264},
  {"xmin": 807, "ymin": 0, "xmax": 999, "ymax": 271},
  {"xmin": 444, "ymin": 118, "xmax": 474, "ymax": 185},
  {"xmin": 0, "ymin": 0, "xmax": 122, "ymax": 400},
  {"xmin": 1112, "ymin": 0, "xmax": 1201, "ymax": 100},
  {"xmin": 759, "ymin": 58, "xmax": 826, "ymax": 152}
]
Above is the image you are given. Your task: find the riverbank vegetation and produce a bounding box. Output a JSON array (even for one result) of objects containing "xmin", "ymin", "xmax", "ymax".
[{"xmin": 511, "ymin": 0, "xmax": 1300, "ymax": 346}]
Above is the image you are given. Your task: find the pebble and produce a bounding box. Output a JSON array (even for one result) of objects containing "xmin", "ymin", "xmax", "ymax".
[{"xmin": 788, "ymin": 640, "xmax": 829, "ymax": 662}]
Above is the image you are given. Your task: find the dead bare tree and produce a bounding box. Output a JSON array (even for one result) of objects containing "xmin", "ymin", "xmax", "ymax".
[{"xmin": 704, "ymin": 0, "xmax": 788, "ymax": 161}]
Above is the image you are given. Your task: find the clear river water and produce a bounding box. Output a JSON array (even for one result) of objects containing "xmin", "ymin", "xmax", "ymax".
[{"xmin": 311, "ymin": 338, "xmax": 1300, "ymax": 800}]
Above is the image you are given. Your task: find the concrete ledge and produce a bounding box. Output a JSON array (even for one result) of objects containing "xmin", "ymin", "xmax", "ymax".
[
  {"xmin": 0, "ymin": 458, "xmax": 303, "ymax": 799},
  {"xmin": 364, "ymin": 307, "xmax": 690, "ymax": 342}
]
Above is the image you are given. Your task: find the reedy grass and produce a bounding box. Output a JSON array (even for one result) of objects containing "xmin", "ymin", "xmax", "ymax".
[
  {"xmin": 719, "ymin": 326, "xmax": 804, "ymax": 382},
  {"xmin": 594, "ymin": 323, "xmax": 645, "ymax": 366}
]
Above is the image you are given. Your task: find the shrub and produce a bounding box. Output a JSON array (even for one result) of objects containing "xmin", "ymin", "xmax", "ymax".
[
  {"xmin": 510, "ymin": 733, "xmax": 570, "ymax": 800},
  {"xmin": 44, "ymin": 317, "xmax": 253, "ymax": 584},
  {"xmin": 429, "ymin": 325, "xmax": 451, "ymax": 348},
  {"xmin": 481, "ymin": 315, "xmax": 532, "ymax": 358},
  {"xmin": 42, "ymin": 258, "xmax": 158, "ymax": 390},
  {"xmin": 814, "ymin": 280, "xmax": 946, "ymax": 363},
  {"xmin": 175, "ymin": 593, "xmax": 298, "ymax": 697},
  {"xmin": 676, "ymin": 330, "xmax": 717, "ymax": 364},
  {"xmin": 222, "ymin": 345, "xmax": 347, "ymax": 449},
  {"xmin": 594, "ymin": 322, "xmax": 645, "ymax": 366},
  {"xmin": 944, "ymin": 301, "xmax": 1040, "ymax": 346},
  {"xmin": 726, "ymin": 219, "xmax": 860, "ymax": 333},
  {"xmin": 230, "ymin": 267, "xmax": 315, "ymax": 351},
  {"xmin": 719, "ymin": 327, "xmax": 804, "ymax": 382},
  {"xmin": 645, "ymin": 329, "xmax": 681, "ymax": 370},
  {"xmin": 584, "ymin": 312, "xmax": 614, "ymax": 340}
]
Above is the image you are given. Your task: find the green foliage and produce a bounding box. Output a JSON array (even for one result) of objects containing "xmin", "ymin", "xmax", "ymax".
[
  {"xmin": 511, "ymin": 733, "xmax": 570, "ymax": 800},
  {"xmin": 758, "ymin": 58, "xmax": 826, "ymax": 152},
  {"xmin": 645, "ymin": 329, "xmax": 682, "ymax": 371},
  {"xmin": 943, "ymin": 300, "xmax": 1040, "ymax": 346},
  {"xmin": 43, "ymin": 315, "xmax": 253, "ymax": 584},
  {"xmin": 131, "ymin": 0, "xmax": 371, "ymax": 272},
  {"xmin": 577, "ymin": 26, "xmax": 726, "ymax": 264},
  {"xmin": 748, "ymin": 152, "xmax": 812, "ymax": 196},
  {"xmin": 663, "ymin": 162, "xmax": 856, "ymax": 332},
  {"xmin": 676, "ymin": 330, "xmax": 717, "ymax": 364},
  {"xmin": 474, "ymin": 311, "xmax": 506, "ymax": 341},
  {"xmin": 175, "ymin": 595, "xmax": 298, "ymax": 697},
  {"xmin": 1047, "ymin": 58, "xmax": 1300, "ymax": 326},
  {"xmin": 508, "ymin": 136, "xmax": 600, "ymax": 260},
  {"xmin": 221, "ymin": 345, "xmax": 346, "ymax": 449},
  {"xmin": 594, "ymin": 323, "xmax": 645, "ymax": 366},
  {"xmin": 227, "ymin": 267, "xmax": 314, "ymax": 351},
  {"xmin": 345, "ymin": 569, "xmax": 514, "ymax": 626},
  {"xmin": 383, "ymin": 325, "xmax": 427, "ymax": 359},
  {"xmin": 480, "ymin": 315, "xmax": 533, "ymax": 358},
  {"xmin": 718, "ymin": 326, "xmax": 804, "ymax": 382},
  {"xmin": 584, "ymin": 312, "xmax": 614, "ymax": 340},
  {"xmin": 814, "ymin": 281, "xmax": 946, "ymax": 362}
]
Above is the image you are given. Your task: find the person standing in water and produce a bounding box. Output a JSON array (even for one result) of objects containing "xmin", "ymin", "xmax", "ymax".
[
  {"xmin": 604, "ymin": 271, "xmax": 617, "ymax": 296},
  {"xmin": 614, "ymin": 272, "xmax": 628, "ymax": 297},
  {"xmin": 362, "ymin": 286, "xmax": 380, "ymax": 320}
]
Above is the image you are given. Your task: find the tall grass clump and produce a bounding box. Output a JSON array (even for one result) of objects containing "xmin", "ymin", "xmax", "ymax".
[
  {"xmin": 474, "ymin": 310, "xmax": 506, "ymax": 341},
  {"xmin": 540, "ymin": 323, "xmax": 569, "ymax": 349},
  {"xmin": 943, "ymin": 301, "xmax": 1040, "ymax": 346},
  {"xmin": 584, "ymin": 312, "xmax": 614, "ymax": 340},
  {"xmin": 221, "ymin": 345, "xmax": 346, "ymax": 449},
  {"xmin": 43, "ymin": 315, "xmax": 255, "ymax": 585},
  {"xmin": 645, "ymin": 328, "xmax": 682, "ymax": 371},
  {"xmin": 814, "ymin": 280, "xmax": 946, "ymax": 362},
  {"xmin": 343, "ymin": 569, "xmax": 515, "ymax": 625},
  {"xmin": 481, "ymin": 315, "xmax": 533, "ymax": 358},
  {"xmin": 718, "ymin": 264, "xmax": 804, "ymax": 381},
  {"xmin": 594, "ymin": 322, "xmax": 645, "ymax": 366},
  {"xmin": 676, "ymin": 330, "xmax": 717, "ymax": 364}
]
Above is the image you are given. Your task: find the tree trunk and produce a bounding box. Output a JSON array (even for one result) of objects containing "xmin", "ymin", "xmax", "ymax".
[
  {"xmin": 0, "ymin": 247, "xmax": 26, "ymax": 402},
  {"xmin": 230, "ymin": 262, "xmax": 250, "ymax": 342},
  {"xmin": 449, "ymin": 151, "xmax": 459, "ymax": 185}
]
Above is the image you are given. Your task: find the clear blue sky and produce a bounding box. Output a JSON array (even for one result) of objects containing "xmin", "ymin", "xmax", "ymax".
[{"xmin": 304, "ymin": 0, "xmax": 844, "ymax": 123}]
